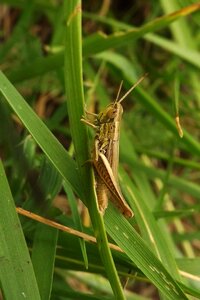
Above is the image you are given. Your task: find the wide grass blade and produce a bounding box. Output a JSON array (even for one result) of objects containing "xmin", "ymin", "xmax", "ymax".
[
  {"xmin": 0, "ymin": 71, "xmax": 81, "ymax": 199},
  {"xmin": 0, "ymin": 160, "xmax": 41, "ymax": 300}
]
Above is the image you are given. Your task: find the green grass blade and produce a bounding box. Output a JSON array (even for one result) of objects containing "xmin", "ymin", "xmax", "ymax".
[
  {"xmin": 119, "ymin": 167, "xmax": 180, "ymax": 278},
  {"xmin": 177, "ymin": 257, "xmax": 200, "ymax": 277},
  {"xmin": 32, "ymin": 224, "xmax": 58, "ymax": 300},
  {"xmin": 84, "ymin": 12, "xmax": 200, "ymax": 70},
  {"xmin": 63, "ymin": 182, "xmax": 88, "ymax": 269},
  {"xmin": 0, "ymin": 71, "xmax": 82, "ymax": 198},
  {"xmin": 160, "ymin": 0, "xmax": 200, "ymax": 104},
  {"xmin": 145, "ymin": 34, "xmax": 200, "ymax": 69},
  {"xmin": 83, "ymin": 3, "xmax": 200, "ymax": 56},
  {"xmin": 64, "ymin": 1, "xmax": 126, "ymax": 298},
  {"xmin": 0, "ymin": 160, "xmax": 41, "ymax": 300},
  {"xmin": 105, "ymin": 208, "xmax": 188, "ymax": 300},
  {"xmin": 31, "ymin": 158, "xmax": 60, "ymax": 300},
  {"xmin": 160, "ymin": 0, "xmax": 197, "ymax": 46}
]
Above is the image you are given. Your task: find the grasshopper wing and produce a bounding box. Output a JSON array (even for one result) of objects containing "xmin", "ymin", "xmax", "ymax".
[{"xmin": 93, "ymin": 152, "xmax": 133, "ymax": 218}]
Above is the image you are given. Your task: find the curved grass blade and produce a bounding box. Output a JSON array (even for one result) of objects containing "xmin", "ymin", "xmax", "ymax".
[{"xmin": 0, "ymin": 71, "xmax": 82, "ymax": 200}]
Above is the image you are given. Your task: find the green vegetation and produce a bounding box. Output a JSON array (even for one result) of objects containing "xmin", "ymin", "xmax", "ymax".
[{"xmin": 0, "ymin": 1, "xmax": 200, "ymax": 299}]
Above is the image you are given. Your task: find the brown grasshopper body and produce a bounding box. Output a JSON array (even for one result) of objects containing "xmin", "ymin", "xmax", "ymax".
[
  {"xmin": 82, "ymin": 75, "xmax": 146, "ymax": 218},
  {"xmin": 92, "ymin": 102, "xmax": 133, "ymax": 217}
]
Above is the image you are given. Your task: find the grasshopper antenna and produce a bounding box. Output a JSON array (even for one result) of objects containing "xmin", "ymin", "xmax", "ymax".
[
  {"xmin": 114, "ymin": 80, "xmax": 123, "ymax": 103},
  {"xmin": 118, "ymin": 73, "xmax": 148, "ymax": 104}
]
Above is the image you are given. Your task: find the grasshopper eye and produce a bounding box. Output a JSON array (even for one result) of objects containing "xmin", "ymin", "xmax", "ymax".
[{"xmin": 107, "ymin": 109, "xmax": 117, "ymax": 119}]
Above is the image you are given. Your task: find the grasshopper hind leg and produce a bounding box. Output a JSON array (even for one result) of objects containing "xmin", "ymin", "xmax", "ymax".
[{"xmin": 95, "ymin": 174, "xmax": 109, "ymax": 214}]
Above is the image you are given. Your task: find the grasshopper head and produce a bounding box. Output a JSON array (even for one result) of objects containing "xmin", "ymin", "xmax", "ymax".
[
  {"xmin": 97, "ymin": 74, "xmax": 147, "ymax": 124},
  {"xmin": 98, "ymin": 102, "xmax": 123, "ymax": 123}
]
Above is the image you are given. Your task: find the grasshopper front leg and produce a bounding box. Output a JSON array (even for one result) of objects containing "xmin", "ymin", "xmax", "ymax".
[{"xmin": 81, "ymin": 117, "xmax": 97, "ymax": 129}]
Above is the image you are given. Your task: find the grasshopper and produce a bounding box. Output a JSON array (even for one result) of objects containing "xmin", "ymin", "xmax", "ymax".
[{"xmin": 81, "ymin": 75, "xmax": 146, "ymax": 218}]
